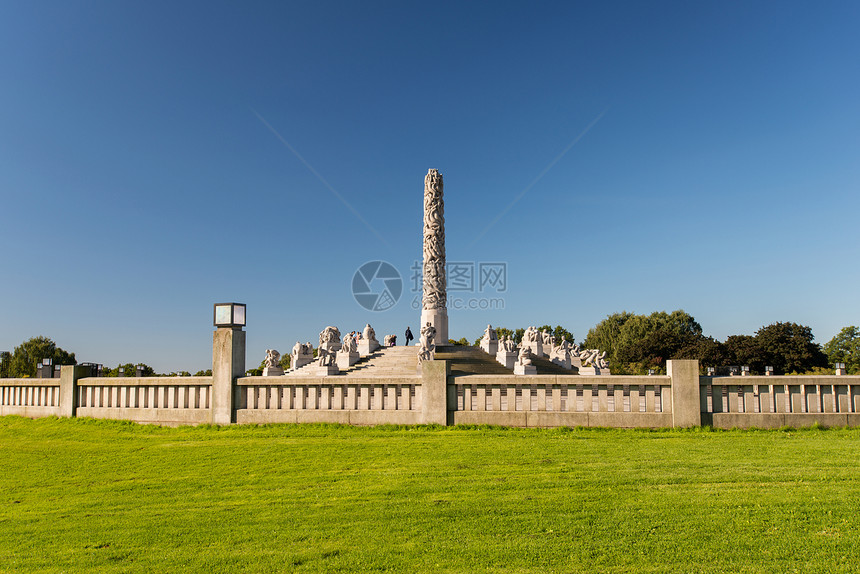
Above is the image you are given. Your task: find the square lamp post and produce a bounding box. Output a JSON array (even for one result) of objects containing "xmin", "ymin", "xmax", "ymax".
[
  {"xmin": 765, "ymin": 366, "xmax": 774, "ymax": 376},
  {"xmin": 214, "ymin": 303, "xmax": 246, "ymax": 329},
  {"xmin": 741, "ymin": 365, "xmax": 750, "ymax": 376},
  {"xmin": 835, "ymin": 362, "xmax": 846, "ymax": 376},
  {"xmin": 212, "ymin": 302, "xmax": 246, "ymax": 425},
  {"xmin": 707, "ymin": 367, "xmax": 715, "ymax": 377},
  {"xmin": 38, "ymin": 357, "xmax": 53, "ymax": 379}
]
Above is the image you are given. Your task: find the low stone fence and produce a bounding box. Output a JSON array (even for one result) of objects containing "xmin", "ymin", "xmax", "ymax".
[
  {"xmin": 5, "ymin": 360, "xmax": 860, "ymax": 429},
  {"xmin": 0, "ymin": 378, "xmax": 63, "ymax": 418},
  {"xmin": 701, "ymin": 375, "xmax": 860, "ymax": 429},
  {"xmin": 76, "ymin": 376, "xmax": 213, "ymax": 425},
  {"xmin": 235, "ymin": 376, "xmax": 424, "ymax": 425},
  {"xmin": 449, "ymin": 374, "xmax": 674, "ymax": 428}
]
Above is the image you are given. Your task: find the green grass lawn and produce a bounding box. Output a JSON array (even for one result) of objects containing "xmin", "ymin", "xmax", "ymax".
[{"xmin": 1, "ymin": 417, "xmax": 858, "ymax": 573}]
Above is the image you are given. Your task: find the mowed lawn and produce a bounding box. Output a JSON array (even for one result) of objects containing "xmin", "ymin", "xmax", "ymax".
[{"xmin": 1, "ymin": 417, "xmax": 858, "ymax": 573}]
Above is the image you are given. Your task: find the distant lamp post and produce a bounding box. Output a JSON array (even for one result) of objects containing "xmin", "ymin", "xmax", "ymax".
[
  {"xmin": 214, "ymin": 303, "xmax": 246, "ymax": 329},
  {"xmin": 835, "ymin": 362, "xmax": 847, "ymax": 376},
  {"xmin": 136, "ymin": 364, "xmax": 145, "ymax": 377},
  {"xmin": 38, "ymin": 357, "xmax": 53, "ymax": 379},
  {"xmin": 729, "ymin": 366, "xmax": 739, "ymax": 376},
  {"xmin": 118, "ymin": 366, "xmax": 125, "ymax": 377},
  {"xmin": 765, "ymin": 366, "xmax": 774, "ymax": 376},
  {"xmin": 741, "ymin": 365, "xmax": 750, "ymax": 376},
  {"xmin": 707, "ymin": 367, "xmax": 715, "ymax": 376},
  {"xmin": 53, "ymin": 365, "xmax": 61, "ymax": 378},
  {"xmin": 648, "ymin": 369, "xmax": 655, "ymax": 376}
]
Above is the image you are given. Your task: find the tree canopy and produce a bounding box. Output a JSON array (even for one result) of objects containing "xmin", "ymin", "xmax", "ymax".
[
  {"xmin": 823, "ymin": 326, "xmax": 860, "ymax": 374},
  {"xmin": 7, "ymin": 336, "xmax": 76, "ymax": 378}
]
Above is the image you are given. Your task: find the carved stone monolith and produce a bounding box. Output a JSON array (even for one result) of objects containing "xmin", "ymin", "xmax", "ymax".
[{"xmin": 421, "ymin": 169, "xmax": 448, "ymax": 343}]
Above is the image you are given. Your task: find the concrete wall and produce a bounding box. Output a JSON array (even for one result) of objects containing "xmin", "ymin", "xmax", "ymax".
[
  {"xmin": 5, "ymin": 353, "xmax": 858, "ymax": 429},
  {"xmin": 700, "ymin": 375, "xmax": 860, "ymax": 429},
  {"xmin": 448, "ymin": 373, "xmax": 674, "ymax": 428},
  {"xmin": 1, "ymin": 378, "xmax": 62, "ymax": 418},
  {"xmin": 76, "ymin": 376, "xmax": 213, "ymax": 426},
  {"xmin": 235, "ymin": 375, "xmax": 424, "ymax": 425}
]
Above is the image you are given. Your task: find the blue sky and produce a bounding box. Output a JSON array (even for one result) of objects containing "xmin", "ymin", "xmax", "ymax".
[{"xmin": 1, "ymin": 0, "xmax": 858, "ymax": 373}]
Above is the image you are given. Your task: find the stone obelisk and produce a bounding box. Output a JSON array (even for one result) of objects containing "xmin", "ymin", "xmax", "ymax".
[{"xmin": 421, "ymin": 168, "xmax": 448, "ymax": 344}]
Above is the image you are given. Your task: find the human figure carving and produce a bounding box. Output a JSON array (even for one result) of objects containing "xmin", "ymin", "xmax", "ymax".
[
  {"xmin": 517, "ymin": 346, "xmax": 534, "ymax": 366},
  {"xmin": 363, "ymin": 323, "xmax": 377, "ymax": 343},
  {"xmin": 481, "ymin": 324, "xmax": 497, "ymax": 344},
  {"xmin": 264, "ymin": 349, "xmax": 280, "ymax": 369},
  {"xmin": 417, "ymin": 322, "xmax": 437, "ymax": 364}
]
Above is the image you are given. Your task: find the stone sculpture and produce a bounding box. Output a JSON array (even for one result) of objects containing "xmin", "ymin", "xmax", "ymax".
[
  {"xmin": 290, "ymin": 341, "xmax": 314, "ymax": 371},
  {"xmin": 363, "ymin": 323, "xmax": 377, "ymax": 342},
  {"xmin": 521, "ymin": 326, "xmax": 543, "ymax": 357},
  {"xmin": 262, "ymin": 349, "xmax": 285, "ymax": 376},
  {"xmin": 517, "ymin": 346, "xmax": 534, "ymax": 366},
  {"xmin": 358, "ymin": 323, "xmax": 380, "ymax": 354},
  {"xmin": 417, "ymin": 321, "xmax": 437, "ymax": 364},
  {"xmin": 479, "ymin": 324, "xmax": 498, "ymax": 355},
  {"xmin": 421, "ymin": 169, "xmax": 448, "ymax": 343},
  {"xmin": 318, "ymin": 326, "xmax": 342, "ymax": 353},
  {"xmin": 577, "ymin": 348, "xmax": 610, "ymax": 375},
  {"xmin": 341, "ymin": 333, "xmax": 357, "ymax": 354},
  {"xmin": 514, "ymin": 345, "xmax": 536, "ymax": 375},
  {"xmin": 336, "ymin": 333, "xmax": 360, "ymax": 369},
  {"xmin": 549, "ymin": 340, "xmax": 573, "ymax": 370}
]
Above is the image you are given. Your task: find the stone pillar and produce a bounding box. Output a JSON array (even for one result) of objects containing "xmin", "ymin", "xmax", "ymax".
[
  {"xmin": 668, "ymin": 359, "xmax": 701, "ymax": 428},
  {"xmin": 59, "ymin": 365, "xmax": 88, "ymax": 418},
  {"xmin": 421, "ymin": 169, "xmax": 448, "ymax": 343},
  {"xmin": 421, "ymin": 359, "xmax": 449, "ymax": 425},
  {"xmin": 212, "ymin": 327, "xmax": 245, "ymax": 425}
]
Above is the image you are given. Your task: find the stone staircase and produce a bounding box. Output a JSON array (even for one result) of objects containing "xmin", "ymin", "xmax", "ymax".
[{"xmin": 284, "ymin": 345, "xmax": 419, "ymax": 378}]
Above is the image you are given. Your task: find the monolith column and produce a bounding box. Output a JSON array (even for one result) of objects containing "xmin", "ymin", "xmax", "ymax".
[{"xmin": 421, "ymin": 168, "xmax": 448, "ymax": 343}]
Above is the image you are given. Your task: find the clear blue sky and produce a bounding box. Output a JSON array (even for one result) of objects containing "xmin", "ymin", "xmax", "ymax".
[{"xmin": 2, "ymin": 0, "xmax": 858, "ymax": 373}]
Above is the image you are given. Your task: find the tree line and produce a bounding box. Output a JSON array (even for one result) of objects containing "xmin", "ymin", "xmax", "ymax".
[{"xmin": 0, "ymin": 336, "xmax": 211, "ymax": 378}]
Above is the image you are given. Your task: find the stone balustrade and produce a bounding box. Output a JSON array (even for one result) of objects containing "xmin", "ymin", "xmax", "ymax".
[{"xmin": 701, "ymin": 376, "xmax": 860, "ymax": 428}]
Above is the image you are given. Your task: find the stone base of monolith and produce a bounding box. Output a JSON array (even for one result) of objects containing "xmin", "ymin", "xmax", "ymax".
[{"xmin": 421, "ymin": 308, "xmax": 448, "ymax": 345}]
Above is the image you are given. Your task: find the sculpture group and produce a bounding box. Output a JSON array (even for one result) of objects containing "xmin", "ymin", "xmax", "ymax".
[
  {"xmin": 481, "ymin": 324, "xmax": 610, "ymax": 375},
  {"xmin": 257, "ymin": 323, "xmax": 396, "ymax": 377},
  {"xmin": 252, "ymin": 170, "xmax": 611, "ymax": 380}
]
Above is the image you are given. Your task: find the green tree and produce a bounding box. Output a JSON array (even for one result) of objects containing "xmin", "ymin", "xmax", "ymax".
[
  {"xmin": 755, "ymin": 322, "xmax": 827, "ymax": 375},
  {"xmin": 0, "ymin": 351, "xmax": 11, "ymax": 378},
  {"xmin": 823, "ymin": 326, "xmax": 860, "ymax": 374},
  {"xmin": 584, "ymin": 310, "xmax": 703, "ymax": 373},
  {"xmin": 193, "ymin": 369, "xmax": 213, "ymax": 377},
  {"xmin": 724, "ymin": 335, "xmax": 765, "ymax": 374},
  {"xmin": 582, "ymin": 312, "xmax": 635, "ymax": 367},
  {"xmin": 9, "ymin": 336, "xmax": 76, "ymax": 378}
]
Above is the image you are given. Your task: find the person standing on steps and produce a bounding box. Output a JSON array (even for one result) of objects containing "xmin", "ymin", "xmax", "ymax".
[{"xmin": 404, "ymin": 326, "xmax": 414, "ymax": 346}]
